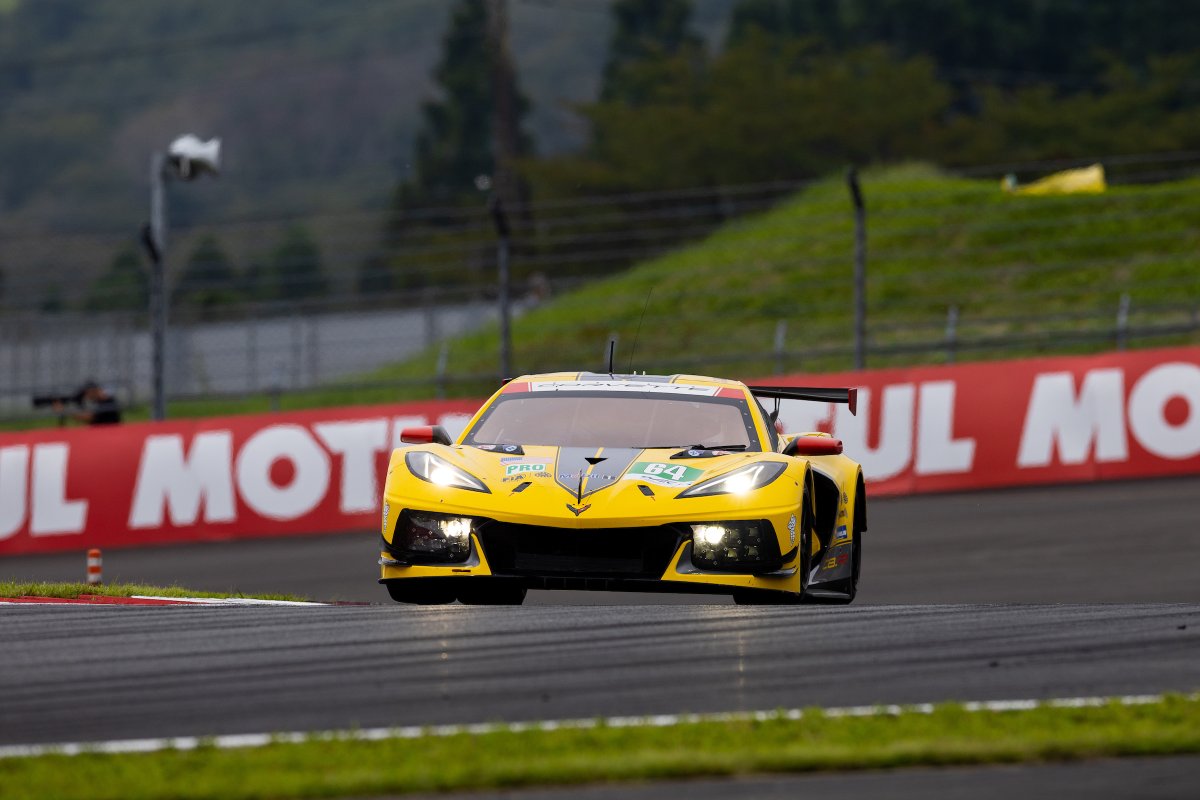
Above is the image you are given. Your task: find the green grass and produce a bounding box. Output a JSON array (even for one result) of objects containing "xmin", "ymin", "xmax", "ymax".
[
  {"xmin": 1, "ymin": 696, "xmax": 1197, "ymax": 800},
  {"xmin": 369, "ymin": 163, "xmax": 1200, "ymax": 394},
  {"xmin": 0, "ymin": 582, "xmax": 306, "ymax": 603}
]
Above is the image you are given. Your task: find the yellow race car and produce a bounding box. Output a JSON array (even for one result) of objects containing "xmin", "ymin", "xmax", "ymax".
[{"xmin": 379, "ymin": 372, "xmax": 865, "ymax": 605}]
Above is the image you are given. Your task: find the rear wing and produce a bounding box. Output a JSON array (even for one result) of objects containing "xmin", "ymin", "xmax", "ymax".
[{"xmin": 747, "ymin": 385, "xmax": 858, "ymax": 416}]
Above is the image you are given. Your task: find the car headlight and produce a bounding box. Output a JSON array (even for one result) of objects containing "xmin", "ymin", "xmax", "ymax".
[
  {"xmin": 689, "ymin": 520, "xmax": 782, "ymax": 572},
  {"xmin": 387, "ymin": 510, "xmax": 475, "ymax": 563},
  {"xmin": 405, "ymin": 451, "xmax": 490, "ymax": 493},
  {"xmin": 676, "ymin": 462, "xmax": 786, "ymax": 498}
]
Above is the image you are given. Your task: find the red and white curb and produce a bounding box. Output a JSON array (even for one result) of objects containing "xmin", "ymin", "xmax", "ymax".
[
  {"xmin": 0, "ymin": 692, "xmax": 1187, "ymax": 760},
  {"xmin": 0, "ymin": 596, "xmax": 327, "ymax": 607}
]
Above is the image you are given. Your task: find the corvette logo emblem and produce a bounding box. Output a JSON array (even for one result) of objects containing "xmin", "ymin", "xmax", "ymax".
[{"xmin": 566, "ymin": 503, "xmax": 592, "ymax": 516}]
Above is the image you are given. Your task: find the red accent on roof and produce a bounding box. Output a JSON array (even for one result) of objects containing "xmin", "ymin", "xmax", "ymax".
[
  {"xmin": 716, "ymin": 387, "xmax": 744, "ymax": 398},
  {"xmin": 504, "ymin": 381, "xmax": 530, "ymax": 393}
]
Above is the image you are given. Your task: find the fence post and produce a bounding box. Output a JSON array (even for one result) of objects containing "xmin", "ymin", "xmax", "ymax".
[
  {"xmin": 773, "ymin": 319, "xmax": 787, "ymax": 375},
  {"xmin": 847, "ymin": 167, "xmax": 867, "ymax": 370},
  {"xmin": 307, "ymin": 316, "xmax": 319, "ymax": 387},
  {"xmin": 945, "ymin": 305, "xmax": 959, "ymax": 364},
  {"xmin": 1116, "ymin": 293, "xmax": 1131, "ymax": 351},
  {"xmin": 436, "ymin": 342, "xmax": 450, "ymax": 400},
  {"xmin": 290, "ymin": 312, "xmax": 302, "ymax": 388},
  {"xmin": 246, "ymin": 308, "xmax": 257, "ymax": 395},
  {"xmin": 489, "ymin": 196, "xmax": 513, "ymax": 380}
]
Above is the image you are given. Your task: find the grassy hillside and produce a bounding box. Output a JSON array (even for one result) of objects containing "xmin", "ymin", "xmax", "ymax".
[{"xmin": 360, "ymin": 163, "xmax": 1200, "ymax": 396}]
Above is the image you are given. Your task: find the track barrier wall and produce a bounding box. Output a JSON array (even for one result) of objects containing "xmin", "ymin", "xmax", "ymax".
[{"xmin": 1, "ymin": 346, "xmax": 1198, "ymax": 555}]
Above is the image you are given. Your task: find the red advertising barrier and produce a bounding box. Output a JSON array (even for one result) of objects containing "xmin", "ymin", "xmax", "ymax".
[
  {"xmin": 770, "ymin": 345, "xmax": 1200, "ymax": 496},
  {"xmin": 1, "ymin": 346, "xmax": 1198, "ymax": 555},
  {"xmin": 0, "ymin": 400, "xmax": 482, "ymax": 555}
]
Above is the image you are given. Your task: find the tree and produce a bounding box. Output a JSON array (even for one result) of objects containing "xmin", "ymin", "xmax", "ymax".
[
  {"xmin": 173, "ymin": 234, "xmax": 241, "ymax": 317},
  {"xmin": 268, "ymin": 225, "xmax": 327, "ymax": 301},
  {"xmin": 600, "ymin": 0, "xmax": 704, "ymax": 106},
  {"xmin": 84, "ymin": 246, "xmax": 149, "ymax": 312},
  {"xmin": 400, "ymin": 0, "xmax": 534, "ymax": 207}
]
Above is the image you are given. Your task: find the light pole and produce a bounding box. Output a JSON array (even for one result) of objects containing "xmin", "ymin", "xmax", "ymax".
[{"xmin": 143, "ymin": 135, "xmax": 220, "ymax": 420}]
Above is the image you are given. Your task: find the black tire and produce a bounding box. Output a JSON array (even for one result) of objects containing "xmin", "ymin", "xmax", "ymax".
[
  {"xmin": 813, "ymin": 527, "xmax": 862, "ymax": 606},
  {"xmin": 845, "ymin": 527, "xmax": 862, "ymax": 602},
  {"xmin": 457, "ymin": 581, "xmax": 527, "ymax": 606},
  {"xmin": 385, "ymin": 580, "xmax": 458, "ymax": 605}
]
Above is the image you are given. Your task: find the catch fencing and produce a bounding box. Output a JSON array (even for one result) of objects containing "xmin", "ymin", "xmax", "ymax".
[{"xmin": 1, "ymin": 151, "xmax": 1198, "ymax": 422}]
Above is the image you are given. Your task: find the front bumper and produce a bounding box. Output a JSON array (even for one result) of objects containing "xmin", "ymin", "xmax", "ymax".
[{"xmin": 379, "ymin": 516, "xmax": 802, "ymax": 596}]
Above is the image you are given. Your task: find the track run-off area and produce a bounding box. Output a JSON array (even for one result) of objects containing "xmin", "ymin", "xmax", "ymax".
[{"xmin": 1, "ymin": 476, "xmax": 1198, "ymax": 751}]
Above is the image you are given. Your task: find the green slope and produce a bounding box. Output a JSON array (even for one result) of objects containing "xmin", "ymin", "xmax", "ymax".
[{"xmin": 365, "ymin": 163, "xmax": 1200, "ymax": 395}]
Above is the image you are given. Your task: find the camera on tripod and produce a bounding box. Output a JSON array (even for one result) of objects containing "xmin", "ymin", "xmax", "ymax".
[{"xmin": 32, "ymin": 389, "xmax": 85, "ymax": 409}]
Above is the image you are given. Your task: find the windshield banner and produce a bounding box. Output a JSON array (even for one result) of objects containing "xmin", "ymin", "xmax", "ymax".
[{"xmin": 1, "ymin": 345, "xmax": 1197, "ymax": 554}]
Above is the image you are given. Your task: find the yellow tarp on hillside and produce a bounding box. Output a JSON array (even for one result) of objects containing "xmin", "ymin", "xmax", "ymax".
[{"xmin": 1003, "ymin": 163, "xmax": 1106, "ymax": 195}]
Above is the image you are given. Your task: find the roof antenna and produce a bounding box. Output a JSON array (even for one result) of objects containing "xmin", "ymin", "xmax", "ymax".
[
  {"xmin": 606, "ymin": 337, "xmax": 617, "ymax": 377},
  {"xmin": 627, "ymin": 285, "xmax": 655, "ymax": 373}
]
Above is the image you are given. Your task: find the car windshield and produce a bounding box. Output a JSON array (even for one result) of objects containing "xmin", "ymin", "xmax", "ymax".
[{"xmin": 464, "ymin": 392, "xmax": 760, "ymax": 450}]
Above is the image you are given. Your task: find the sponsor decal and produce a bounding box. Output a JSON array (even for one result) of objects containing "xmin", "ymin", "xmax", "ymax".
[
  {"xmin": 820, "ymin": 554, "xmax": 849, "ymax": 573},
  {"xmin": 787, "ymin": 514, "xmax": 797, "ymax": 546},
  {"xmin": 530, "ymin": 381, "xmax": 720, "ymax": 396},
  {"xmin": 503, "ymin": 471, "xmax": 550, "ymax": 483},
  {"xmin": 623, "ymin": 462, "xmax": 704, "ymax": 488},
  {"xmin": 381, "ymin": 502, "xmax": 389, "ymax": 536},
  {"xmin": 505, "ymin": 462, "xmax": 548, "ymax": 476},
  {"xmin": 560, "ymin": 473, "xmax": 619, "ymax": 481},
  {"xmin": 835, "ymin": 525, "xmax": 849, "ymax": 541},
  {"xmin": 822, "ymin": 553, "xmax": 850, "ymax": 570}
]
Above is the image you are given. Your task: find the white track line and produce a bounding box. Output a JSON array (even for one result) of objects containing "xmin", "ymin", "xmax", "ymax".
[
  {"xmin": 0, "ymin": 692, "xmax": 1186, "ymax": 760},
  {"xmin": 131, "ymin": 596, "xmax": 328, "ymax": 606}
]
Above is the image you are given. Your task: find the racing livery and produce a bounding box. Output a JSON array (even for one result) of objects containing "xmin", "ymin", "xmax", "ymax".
[{"xmin": 379, "ymin": 372, "xmax": 866, "ymax": 605}]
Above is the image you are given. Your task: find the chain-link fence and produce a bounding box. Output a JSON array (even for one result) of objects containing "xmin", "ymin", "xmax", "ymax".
[{"xmin": 2, "ymin": 152, "xmax": 1198, "ymax": 423}]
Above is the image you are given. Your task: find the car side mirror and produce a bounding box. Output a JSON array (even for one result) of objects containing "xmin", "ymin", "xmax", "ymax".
[
  {"xmin": 400, "ymin": 425, "xmax": 452, "ymax": 446},
  {"xmin": 783, "ymin": 436, "xmax": 843, "ymax": 457}
]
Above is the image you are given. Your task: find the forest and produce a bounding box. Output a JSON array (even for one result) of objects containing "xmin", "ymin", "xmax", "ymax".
[{"xmin": 2, "ymin": 0, "xmax": 1198, "ymax": 313}]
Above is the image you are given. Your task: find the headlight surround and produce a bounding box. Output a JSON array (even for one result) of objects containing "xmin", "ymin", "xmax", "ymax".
[
  {"xmin": 405, "ymin": 451, "xmax": 490, "ymax": 493},
  {"xmin": 676, "ymin": 462, "xmax": 786, "ymax": 498},
  {"xmin": 387, "ymin": 510, "xmax": 475, "ymax": 563},
  {"xmin": 688, "ymin": 520, "xmax": 783, "ymax": 572}
]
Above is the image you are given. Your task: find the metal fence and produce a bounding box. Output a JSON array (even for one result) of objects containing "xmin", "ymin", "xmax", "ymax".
[{"xmin": 1, "ymin": 151, "xmax": 1198, "ymax": 422}]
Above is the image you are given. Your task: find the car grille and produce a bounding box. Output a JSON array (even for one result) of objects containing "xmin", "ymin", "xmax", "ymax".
[{"xmin": 478, "ymin": 523, "xmax": 684, "ymax": 579}]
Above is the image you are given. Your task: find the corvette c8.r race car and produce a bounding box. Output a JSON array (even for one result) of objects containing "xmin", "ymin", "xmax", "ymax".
[{"xmin": 379, "ymin": 372, "xmax": 866, "ymax": 605}]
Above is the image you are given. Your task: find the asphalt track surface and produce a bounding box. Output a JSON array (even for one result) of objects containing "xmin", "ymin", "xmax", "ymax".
[
  {"xmin": 1, "ymin": 477, "xmax": 1199, "ymax": 797},
  {"xmin": 4, "ymin": 476, "xmax": 1198, "ymax": 604},
  {"xmin": 1, "ymin": 601, "xmax": 1198, "ymax": 749}
]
